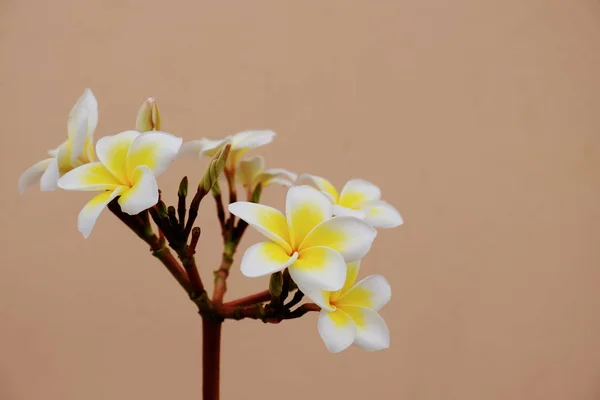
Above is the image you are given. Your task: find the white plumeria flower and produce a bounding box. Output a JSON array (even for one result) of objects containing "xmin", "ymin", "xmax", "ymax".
[
  {"xmin": 19, "ymin": 88, "xmax": 98, "ymax": 194},
  {"xmin": 180, "ymin": 130, "xmax": 275, "ymax": 170},
  {"xmin": 238, "ymin": 155, "xmax": 297, "ymax": 191},
  {"xmin": 57, "ymin": 130, "xmax": 183, "ymax": 238},
  {"xmin": 228, "ymin": 186, "xmax": 377, "ymax": 292},
  {"xmin": 301, "ymin": 175, "xmax": 403, "ymax": 229},
  {"xmin": 306, "ymin": 261, "xmax": 391, "ymax": 353}
]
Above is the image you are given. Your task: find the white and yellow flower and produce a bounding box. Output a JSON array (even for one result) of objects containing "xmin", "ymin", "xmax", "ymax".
[
  {"xmin": 180, "ymin": 130, "xmax": 275, "ymax": 170},
  {"xmin": 19, "ymin": 88, "xmax": 98, "ymax": 194},
  {"xmin": 306, "ymin": 261, "xmax": 391, "ymax": 353},
  {"xmin": 301, "ymin": 175, "xmax": 403, "ymax": 229},
  {"xmin": 228, "ymin": 186, "xmax": 377, "ymax": 291},
  {"xmin": 57, "ymin": 130, "xmax": 183, "ymax": 238},
  {"xmin": 238, "ymin": 156, "xmax": 297, "ymax": 191}
]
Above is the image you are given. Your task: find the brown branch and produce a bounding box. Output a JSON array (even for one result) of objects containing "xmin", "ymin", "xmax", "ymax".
[
  {"xmin": 223, "ymin": 290, "xmax": 271, "ymax": 308},
  {"xmin": 150, "ymin": 246, "xmax": 192, "ymax": 294},
  {"xmin": 212, "ymin": 245, "xmax": 235, "ymax": 307},
  {"xmin": 285, "ymin": 290, "xmax": 304, "ymax": 310},
  {"xmin": 218, "ymin": 304, "xmax": 266, "ymax": 320},
  {"xmin": 179, "ymin": 227, "xmax": 206, "ymax": 302},
  {"xmin": 183, "ymin": 186, "xmax": 208, "ymax": 240},
  {"xmin": 283, "ymin": 303, "xmax": 320, "ymax": 320},
  {"xmin": 202, "ymin": 317, "xmax": 222, "ymax": 400},
  {"xmin": 108, "ymin": 201, "xmax": 191, "ymax": 293},
  {"xmin": 167, "ymin": 206, "xmax": 179, "ymax": 233}
]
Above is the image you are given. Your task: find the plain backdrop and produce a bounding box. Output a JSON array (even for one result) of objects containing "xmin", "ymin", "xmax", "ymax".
[{"xmin": 2, "ymin": 1, "xmax": 600, "ymax": 399}]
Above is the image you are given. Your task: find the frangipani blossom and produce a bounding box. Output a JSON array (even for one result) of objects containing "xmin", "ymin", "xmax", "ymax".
[
  {"xmin": 238, "ymin": 156, "xmax": 297, "ymax": 191},
  {"xmin": 19, "ymin": 89, "xmax": 98, "ymax": 194},
  {"xmin": 301, "ymin": 175, "xmax": 403, "ymax": 229},
  {"xmin": 57, "ymin": 130, "xmax": 183, "ymax": 238},
  {"xmin": 228, "ymin": 186, "xmax": 377, "ymax": 292},
  {"xmin": 306, "ymin": 261, "xmax": 391, "ymax": 353},
  {"xmin": 180, "ymin": 130, "xmax": 275, "ymax": 170}
]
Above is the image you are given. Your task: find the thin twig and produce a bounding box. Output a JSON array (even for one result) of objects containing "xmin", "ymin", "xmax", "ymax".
[
  {"xmin": 183, "ymin": 186, "xmax": 208, "ymax": 240},
  {"xmin": 108, "ymin": 201, "xmax": 191, "ymax": 293},
  {"xmin": 222, "ymin": 290, "xmax": 271, "ymax": 308},
  {"xmin": 218, "ymin": 304, "xmax": 266, "ymax": 320},
  {"xmin": 180, "ymin": 227, "xmax": 206, "ymax": 302},
  {"xmin": 285, "ymin": 290, "xmax": 304, "ymax": 310},
  {"xmin": 212, "ymin": 246, "xmax": 234, "ymax": 307},
  {"xmin": 224, "ymin": 168, "xmax": 237, "ymax": 235},
  {"xmin": 213, "ymin": 192, "xmax": 226, "ymax": 238},
  {"xmin": 283, "ymin": 303, "xmax": 320, "ymax": 320}
]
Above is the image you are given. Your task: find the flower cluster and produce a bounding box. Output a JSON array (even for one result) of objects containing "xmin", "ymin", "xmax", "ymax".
[{"xmin": 19, "ymin": 89, "xmax": 403, "ymax": 354}]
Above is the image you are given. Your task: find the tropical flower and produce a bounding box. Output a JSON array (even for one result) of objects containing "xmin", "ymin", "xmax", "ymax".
[
  {"xmin": 57, "ymin": 130, "xmax": 183, "ymax": 238},
  {"xmin": 19, "ymin": 88, "xmax": 98, "ymax": 194},
  {"xmin": 238, "ymin": 156, "xmax": 297, "ymax": 192},
  {"xmin": 306, "ymin": 261, "xmax": 391, "ymax": 353},
  {"xmin": 301, "ymin": 175, "xmax": 403, "ymax": 229},
  {"xmin": 228, "ymin": 185, "xmax": 377, "ymax": 292},
  {"xmin": 180, "ymin": 130, "xmax": 275, "ymax": 170}
]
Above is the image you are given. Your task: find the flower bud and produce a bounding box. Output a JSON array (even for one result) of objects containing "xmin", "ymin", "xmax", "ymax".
[
  {"xmin": 135, "ymin": 97, "xmax": 161, "ymax": 132},
  {"xmin": 269, "ymin": 271, "xmax": 284, "ymax": 298},
  {"xmin": 200, "ymin": 144, "xmax": 231, "ymax": 191},
  {"xmin": 178, "ymin": 176, "xmax": 188, "ymax": 198}
]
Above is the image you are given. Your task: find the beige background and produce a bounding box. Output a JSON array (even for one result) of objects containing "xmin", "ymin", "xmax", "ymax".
[{"xmin": 2, "ymin": 1, "xmax": 600, "ymax": 399}]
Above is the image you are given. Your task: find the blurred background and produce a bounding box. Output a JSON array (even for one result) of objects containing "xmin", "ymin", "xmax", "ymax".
[{"xmin": 2, "ymin": 1, "xmax": 600, "ymax": 399}]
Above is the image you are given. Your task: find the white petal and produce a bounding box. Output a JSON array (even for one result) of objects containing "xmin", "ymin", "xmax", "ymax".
[
  {"xmin": 317, "ymin": 309, "xmax": 357, "ymax": 353},
  {"xmin": 302, "ymin": 288, "xmax": 334, "ymax": 311},
  {"xmin": 57, "ymin": 162, "xmax": 122, "ymax": 191},
  {"xmin": 263, "ymin": 177, "xmax": 294, "ymax": 188},
  {"xmin": 332, "ymin": 204, "xmax": 366, "ymax": 219},
  {"xmin": 286, "ymin": 185, "xmax": 333, "ymax": 248},
  {"xmin": 300, "ymin": 216, "xmax": 377, "ymax": 262},
  {"xmin": 231, "ymin": 130, "xmax": 275, "ymax": 151},
  {"xmin": 178, "ymin": 140, "xmax": 204, "ymax": 157},
  {"xmin": 78, "ymin": 187, "xmax": 126, "ymax": 238},
  {"xmin": 40, "ymin": 159, "xmax": 60, "ymax": 191},
  {"xmin": 363, "ymin": 200, "xmax": 404, "ymax": 228},
  {"xmin": 239, "ymin": 242, "xmax": 298, "ymax": 277},
  {"xmin": 19, "ymin": 158, "xmax": 53, "ymax": 194},
  {"xmin": 55, "ymin": 140, "xmax": 72, "ymax": 174},
  {"xmin": 126, "ymin": 131, "xmax": 183, "ymax": 179},
  {"xmin": 299, "ymin": 174, "xmax": 339, "ymax": 202},
  {"xmin": 331, "ymin": 260, "xmax": 362, "ymax": 301},
  {"xmin": 340, "ymin": 306, "xmax": 390, "ymax": 351},
  {"xmin": 238, "ymin": 156, "xmax": 264, "ymax": 186},
  {"xmin": 259, "ymin": 168, "xmax": 298, "ymax": 187},
  {"xmin": 261, "ymin": 168, "xmax": 297, "ymax": 182},
  {"xmin": 179, "ymin": 137, "xmax": 229, "ymax": 157},
  {"xmin": 228, "ymin": 202, "xmax": 292, "ymax": 253},
  {"xmin": 338, "ymin": 179, "xmax": 381, "ymax": 209},
  {"xmin": 68, "ymin": 88, "xmax": 98, "ymax": 164},
  {"xmin": 117, "ymin": 166, "xmax": 159, "ymax": 215},
  {"xmin": 288, "ymin": 246, "xmax": 347, "ymax": 291},
  {"xmin": 337, "ymin": 275, "xmax": 391, "ymax": 311},
  {"xmin": 95, "ymin": 130, "xmax": 140, "ymax": 184},
  {"xmin": 85, "ymin": 138, "xmax": 96, "ymax": 162}
]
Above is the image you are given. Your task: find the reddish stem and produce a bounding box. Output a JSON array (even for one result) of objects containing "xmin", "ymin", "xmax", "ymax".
[
  {"xmin": 212, "ymin": 249, "xmax": 234, "ymax": 307},
  {"xmin": 219, "ymin": 304, "xmax": 265, "ymax": 320},
  {"xmin": 222, "ymin": 290, "xmax": 271, "ymax": 308},
  {"xmin": 202, "ymin": 317, "xmax": 222, "ymax": 400}
]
